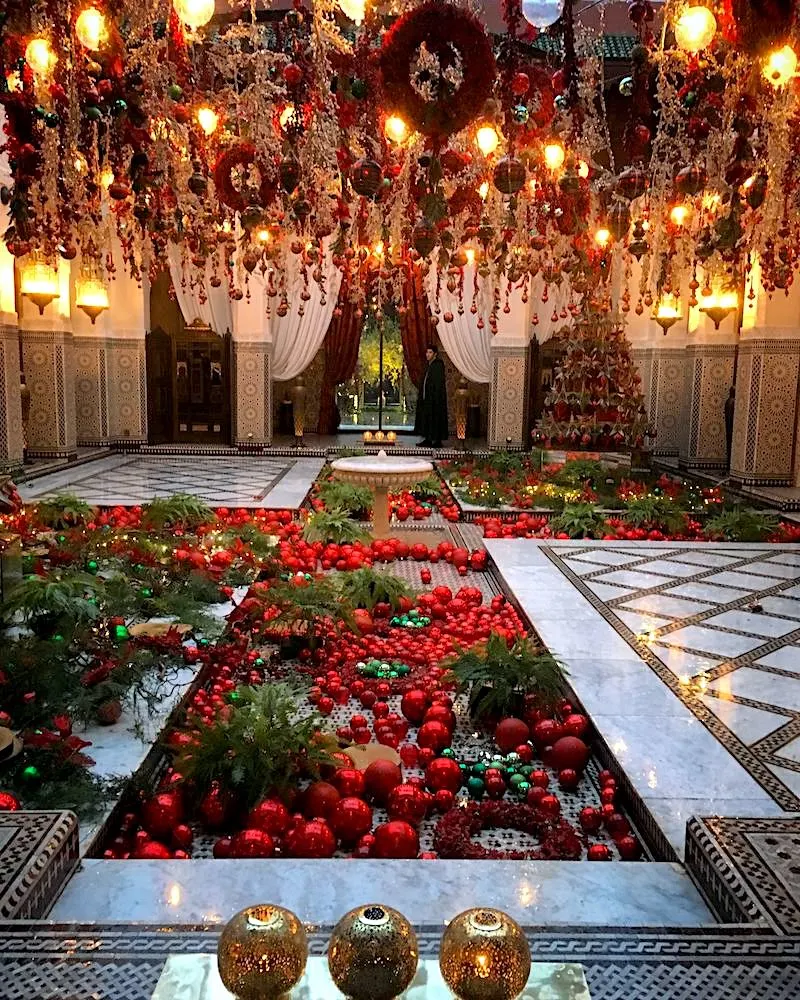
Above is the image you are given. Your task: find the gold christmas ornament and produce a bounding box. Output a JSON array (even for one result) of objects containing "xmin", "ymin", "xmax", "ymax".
[
  {"xmin": 327, "ymin": 904, "xmax": 419, "ymax": 1000},
  {"xmin": 217, "ymin": 904, "xmax": 308, "ymax": 1000},
  {"xmin": 439, "ymin": 908, "xmax": 531, "ymax": 1000}
]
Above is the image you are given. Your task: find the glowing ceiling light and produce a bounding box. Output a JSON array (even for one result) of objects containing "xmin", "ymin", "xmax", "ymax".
[
  {"xmin": 594, "ymin": 227, "xmax": 611, "ymax": 248},
  {"xmin": 674, "ymin": 6, "xmax": 717, "ymax": 53},
  {"xmin": 196, "ymin": 105, "xmax": 219, "ymax": 135},
  {"xmin": 653, "ymin": 295, "xmax": 681, "ymax": 333},
  {"xmin": 25, "ymin": 37, "xmax": 57, "ymax": 77},
  {"xmin": 763, "ymin": 45, "xmax": 798, "ymax": 88},
  {"xmin": 670, "ymin": 204, "xmax": 690, "ymax": 226},
  {"xmin": 543, "ymin": 141, "xmax": 565, "ymax": 171},
  {"xmin": 476, "ymin": 125, "xmax": 499, "ymax": 156},
  {"xmin": 339, "ymin": 0, "xmax": 366, "ymax": 24},
  {"xmin": 257, "ymin": 228, "xmax": 271, "ymax": 244},
  {"xmin": 478, "ymin": 180, "xmax": 490, "ymax": 200},
  {"xmin": 577, "ymin": 159, "xmax": 590, "ymax": 179},
  {"xmin": 384, "ymin": 115, "xmax": 408, "ymax": 143},
  {"xmin": 75, "ymin": 8, "xmax": 108, "ymax": 51},
  {"xmin": 173, "ymin": 0, "xmax": 215, "ymax": 30},
  {"xmin": 279, "ymin": 104, "xmax": 295, "ymax": 129}
]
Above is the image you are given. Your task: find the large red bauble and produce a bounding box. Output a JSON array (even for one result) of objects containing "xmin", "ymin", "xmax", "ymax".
[
  {"xmin": 587, "ymin": 844, "xmax": 612, "ymax": 861},
  {"xmin": 372, "ymin": 820, "xmax": 419, "ymax": 859},
  {"xmin": 433, "ymin": 788, "xmax": 456, "ymax": 812},
  {"xmin": 538, "ymin": 794, "xmax": 561, "ymax": 818},
  {"xmin": 400, "ymin": 689, "xmax": 429, "ymax": 724},
  {"xmin": 213, "ymin": 836, "xmax": 232, "ymax": 858},
  {"xmin": 424, "ymin": 757, "xmax": 463, "ymax": 794},
  {"xmin": 530, "ymin": 770, "xmax": 549, "ymax": 789},
  {"xmin": 532, "ymin": 719, "xmax": 562, "ymax": 747},
  {"xmin": 416, "ymin": 721, "xmax": 452, "ymax": 752},
  {"xmin": 0, "ymin": 791, "xmax": 21, "ymax": 811},
  {"xmin": 248, "ymin": 798, "xmax": 291, "ymax": 836},
  {"xmin": 494, "ymin": 717, "xmax": 530, "ymax": 754},
  {"xmin": 607, "ymin": 812, "xmax": 630, "ymax": 839},
  {"xmin": 199, "ymin": 784, "xmax": 235, "ymax": 829},
  {"xmin": 549, "ymin": 736, "xmax": 589, "ymax": 772},
  {"xmin": 616, "ymin": 835, "xmax": 641, "ymax": 860},
  {"xmin": 229, "ymin": 828, "xmax": 275, "ymax": 858},
  {"xmin": 295, "ymin": 819, "xmax": 337, "ymax": 858},
  {"xmin": 133, "ymin": 839, "xmax": 172, "ymax": 859},
  {"xmin": 142, "ymin": 792, "xmax": 183, "ymax": 839},
  {"xmin": 423, "ymin": 704, "xmax": 456, "ymax": 731},
  {"xmin": 579, "ymin": 806, "xmax": 602, "ymax": 833},
  {"xmin": 364, "ymin": 760, "xmax": 403, "ymax": 804},
  {"xmin": 329, "ymin": 797, "xmax": 373, "ymax": 843},
  {"xmin": 303, "ymin": 781, "xmax": 341, "ymax": 819},
  {"xmin": 563, "ymin": 713, "xmax": 589, "ymax": 737},
  {"xmin": 387, "ymin": 783, "xmax": 428, "ymax": 825}
]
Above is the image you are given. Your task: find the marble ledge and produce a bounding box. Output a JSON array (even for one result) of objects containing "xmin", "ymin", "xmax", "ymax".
[{"xmin": 48, "ymin": 858, "xmax": 713, "ymax": 927}]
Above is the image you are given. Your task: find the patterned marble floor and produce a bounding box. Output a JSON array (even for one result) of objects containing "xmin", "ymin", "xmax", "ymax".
[
  {"xmin": 487, "ymin": 540, "xmax": 800, "ymax": 859},
  {"xmin": 18, "ymin": 455, "xmax": 325, "ymax": 508}
]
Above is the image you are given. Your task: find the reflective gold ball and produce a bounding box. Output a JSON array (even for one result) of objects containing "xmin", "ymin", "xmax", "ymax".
[
  {"xmin": 328, "ymin": 903, "xmax": 419, "ymax": 1000},
  {"xmin": 439, "ymin": 908, "xmax": 531, "ymax": 1000},
  {"xmin": 217, "ymin": 904, "xmax": 308, "ymax": 1000}
]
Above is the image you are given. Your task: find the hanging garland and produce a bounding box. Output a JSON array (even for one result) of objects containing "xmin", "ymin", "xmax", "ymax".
[
  {"xmin": 212, "ymin": 144, "xmax": 277, "ymax": 215},
  {"xmin": 433, "ymin": 799, "xmax": 583, "ymax": 860},
  {"xmin": 378, "ymin": 1, "xmax": 496, "ymax": 140}
]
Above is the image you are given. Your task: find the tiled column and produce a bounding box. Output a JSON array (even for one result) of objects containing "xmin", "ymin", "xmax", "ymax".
[
  {"xmin": 0, "ymin": 319, "xmax": 24, "ymax": 472},
  {"xmin": 107, "ymin": 338, "xmax": 147, "ymax": 447},
  {"xmin": 637, "ymin": 345, "xmax": 688, "ymax": 457},
  {"xmin": 232, "ymin": 340, "xmax": 272, "ymax": 449},
  {"xmin": 74, "ymin": 336, "xmax": 109, "ymax": 446},
  {"xmin": 19, "ymin": 312, "xmax": 77, "ymax": 460},
  {"xmin": 488, "ymin": 338, "xmax": 529, "ymax": 448}
]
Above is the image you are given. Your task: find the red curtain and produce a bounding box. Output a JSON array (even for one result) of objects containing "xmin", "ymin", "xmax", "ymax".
[
  {"xmin": 400, "ymin": 270, "xmax": 439, "ymax": 387},
  {"xmin": 316, "ymin": 293, "xmax": 364, "ymax": 435}
]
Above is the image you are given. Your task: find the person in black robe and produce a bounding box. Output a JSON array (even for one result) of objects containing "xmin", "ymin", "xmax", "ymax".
[{"xmin": 415, "ymin": 344, "xmax": 448, "ymax": 448}]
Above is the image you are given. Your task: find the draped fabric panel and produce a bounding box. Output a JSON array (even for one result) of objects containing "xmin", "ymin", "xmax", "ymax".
[
  {"xmin": 269, "ymin": 242, "xmax": 343, "ymax": 381},
  {"xmin": 316, "ymin": 292, "xmax": 364, "ymax": 435},
  {"xmin": 400, "ymin": 270, "xmax": 438, "ymax": 388},
  {"xmin": 424, "ymin": 265, "xmax": 492, "ymax": 384},
  {"xmin": 167, "ymin": 245, "xmax": 214, "ymax": 329}
]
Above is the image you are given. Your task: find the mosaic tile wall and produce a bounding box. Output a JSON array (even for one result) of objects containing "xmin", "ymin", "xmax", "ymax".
[
  {"xmin": 233, "ymin": 339, "xmax": 272, "ymax": 447},
  {"xmin": 680, "ymin": 344, "xmax": 736, "ymax": 469},
  {"xmin": 19, "ymin": 328, "xmax": 77, "ymax": 459},
  {"xmin": 488, "ymin": 344, "xmax": 529, "ymax": 448},
  {"xmin": 631, "ymin": 346, "xmax": 686, "ymax": 456},
  {"xmin": 0, "ymin": 324, "xmax": 24, "ymax": 469}
]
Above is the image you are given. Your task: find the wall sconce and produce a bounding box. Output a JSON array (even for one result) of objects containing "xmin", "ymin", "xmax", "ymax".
[
  {"xmin": 653, "ymin": 294, "xmax": 681, "ymax": 335},
  {"xmin": 75, "ymin": 260, "xmax": 109, "ymax": 323},
  {"xmin": 699, "ymin": 287, "xmax": 738, "ymax": 329},
  {"xmin": 456, "ymin": 378, "xmax": 469, "ymax": 448},
  {"xmin": 20, "ymin": 251, "xmax": 60, "ymax": 314},
  {"xmin": 292, "ymin": 375, "xmax": 306, "ymax": 448}
]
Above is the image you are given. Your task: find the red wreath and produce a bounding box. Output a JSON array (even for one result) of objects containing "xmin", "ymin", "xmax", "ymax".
[
  {"xmin": 433, "ymin": 800, "xmax": 583, "ymax": 860},
  {"xmin": 212, "ymin": 143, "xmax": 277, "ymax": 214},
  {"xmin": 378, "ymin": 1, "xmax": 496, "ymax": 140}
]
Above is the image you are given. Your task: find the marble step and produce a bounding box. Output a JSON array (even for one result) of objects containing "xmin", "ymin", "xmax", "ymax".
[{"xmin": 49, "ymin": 857, "xmax": 712, "ymax": 927}]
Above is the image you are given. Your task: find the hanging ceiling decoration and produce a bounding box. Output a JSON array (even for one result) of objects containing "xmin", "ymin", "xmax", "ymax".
[{"xmin": 0, "ymin": 0, "xmax": 798, "ymax": 330}]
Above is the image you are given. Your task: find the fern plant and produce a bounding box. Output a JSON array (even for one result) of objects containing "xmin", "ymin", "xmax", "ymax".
[
  {"xmin": 142, "ymin": 493, "xmax": 215, "ymax": 530},
  {"xmin": 553, "ymin": 459, "xmax": 606, "ymax": 487},
  {"xmin": 445, "ymin": 633, "xmax": 566, "ymax": 722},
  {"xmin": 35, "ymin": 493, "xmax": 94, "ymax": 528},
  {"xmin": 302, "ymin": 508, "xmax": 370, "ymax": 544},
  {"xmin": 260, "ymin": 576, "xmax": 356, "ymax": 638},
  {"xmin": 174, "ymin": 683, "xmax": 334, "ymax": 808},
  {"xmin": 411, "ymin": 476, "xmax": 443, "ymax": 500},
  {"xmin": 317, "ymin": 480, "xmax": 374, "ymax": 518},
  {"xmin": 487, "ymin": 451, "xmax": 525, "ymax": 476},
  {"xmin": 550, "ymin": 502, "xmax": 607, "ymax": 538},
  {"xmin": 623, "ymin": 495, "xmax": 687, "ymax": 534},
  {"xmin": 334, "ymin": 568, "xmax": 415, "ymax": 612},
  {"xmin": 1, "ymin": 572, "xmax": 104, "ymax": 637},
  {"xmin": 705, "ymin": 506, "xmax": 779, "ymax": 542}
]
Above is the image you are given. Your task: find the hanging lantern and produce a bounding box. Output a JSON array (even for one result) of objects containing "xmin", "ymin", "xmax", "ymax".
[
  {"xmin": 674, "ymin": 6, "xmax": 717, "ymax": 52},
  {"xmin": 699, "ymin": 287, "xmax": 738, "ymax": 329},
  {"xmin": 763, "ymin": 45, "xmax": 797, "ymax": 88},
  {"xmin": 608, "ymin": 201, "xmax": 631, "ymax": 241},
  {"xmin": 75, "ymin": 8, "xmax": 108, "ymax": 51},
  {"xmin": 350, "ymin": 158, "xmax": 383, "ymax": 198},
  {"xmin": 543, "ymin": 141, "xmax": 565, "ymax": 172},
  {"xmin": 173, "ymin": 0, "xmax": 215, "ymax": 30},
  {"xmin": 21, "ymin": 251, "xmax": 60, "ymax": 314},
  {"xmin": 616, "ymin": 166, "xmax": 648, "ymax": 201},
  {"xmin": 475, "ymin": 125, "xmax": 500, "ymax": 157},
  {"xmin": 674, "ymin": 163, "xmax": 707, "ymax": 196},
  {"xmin": 492, "ymin": 157, "xmax": 526, "ymax": 195},
  {"xmin": 653, "ymin": 294, "xmax": 681, "ymax": 334},
  {"xmin": 279, "ymin": 156, "xmax": 301, "ymax": 194},
  {"xmin": 339, "ymin": 0, "xmax": 367, "ymax": 24},
  {"xmin": 384, "ymin": 115, "xmax": 408, "ymax": 144},
  {"xmin": 75, "ymin": 260, "xmax": 110, "ymax": 324},
  {"xmin": 25, "ymin": 38, "xmax": 57, "ymax": 77},
  {"xmin": 412, "ymin": 217, "xmax": 437, "ymax": 258},
  {"xmin": 196, "ymin": 106, "xmax": 219, "ymax": 135}
]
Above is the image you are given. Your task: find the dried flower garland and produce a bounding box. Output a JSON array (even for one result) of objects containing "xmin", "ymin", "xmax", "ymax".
[
  {"xmin": 433, "ymin": 799, "xmax": 583, "ymax": 860},
  {"xmin": 378, "ymin": 1, "xmax": 496, "ymax": 140}
]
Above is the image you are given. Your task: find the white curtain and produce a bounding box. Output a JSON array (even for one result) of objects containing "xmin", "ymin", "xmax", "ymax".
[
  {"xmin": 269, "ymin": 242, "xmax": 342, "ymax": 381},
  {"xmin": 167, "ymin": 245, "xmax": 214, "ymax": 328},
  {"xmin": 424, "ymin": 265, "xmax": 492, "ymax": 384}
]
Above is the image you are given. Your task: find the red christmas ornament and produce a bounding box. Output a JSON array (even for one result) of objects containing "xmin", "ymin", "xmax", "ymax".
[
  {"xmin": 0, "ymin": 792, "xmax": 21, "ymax": 811},
  {"xmin": 587, "ymin": 843, "xmax": 613, "ymax": 861},
  {"xmin": 532, "ymin": 718, "xmax": 562, "ymax": 747},
  {"xmin": 424, "ymin": 757, "xmax": 463, "ymax": 794},
  {"xmin": 563, "ymin": 713, "xmax": 589, "ymax": 737},
  {"xmin": 416, "ymin": 721, "xmax": 452, "ymax": 752},
  {"xmin": 282, "ymin": 63, "xmax": 303, "ymax": 86},
  {"xmin": 433, "ymin": 788, "xmax": 456, "ymax": 812},
  {"xmin": 199, "ymin": 783, "xmax": 235, "ymax": 829},
  {"xmin": 387, "ymin": 783, "xmax": 428, "ymax": 825},
  {"xmin": 538, "ymin": 794, "xmax": 561, "ymax": 818},
  {"xmin": 172, "ymin": 824, "xmax": 194, "ymax": 851},
  {"xmin": 617, "ymin": 835, "xmax": 641, "ymax": 860},
  {"xmin": 329, "ymin": 797, "xmax": 373, "ymax": 843},
  {"xmin": 423, "ymin": 704, "xmax": 456, "ymax": 730},
  {"xmin": 295, "ymin": 818, "xmax": 337, "ymax": 858},
  {"xmin": 557, "ymin": 768, "xmax": 580, "ymax": 791},
  {"xmin": 133, "ymin": 839, "xmax": 172, "ymax": 859},
  {"xmin": 229, "ymin": 829, "xmax": 275, "ymax": 858},
  {"xmin": 494, "ymin": 717, "xmax": 530, "ymax": 754},
  {"xmin": 530, "ymin": 770, "xmax": 549, "ymax": 789},
  {"xmin": 364, "ymin": 759, "xmax": 403, "ymax": 804},
  {"xmin": 303, "ymin": 781, "xmax": 341, "ymax": 818},
  {"xmin": 600, "ymin": 786, "xmax": 616, "ymax": 805},
  {"xmin": 549, "ymin": 736, "xmax": 589, "ymax": 772},
  {"xmin": 400, "ymin": 689, "xmax": 429, "ymax": 724},
  {"xmin": 248, "ymin": 798, "xmax": 292, "ymax": 836},
  {"xmin": 373, "ymin": 820, "xmax": 419, "ymax": 859},
  {"xmin": 213, "ymin": 836, "xmax": 232, "ymax": 858},
  {"xmin": 142, "ymin": 792, "xmax": 183, "ymax": 839},
  {"xmin": 578, "ymin": 806, "xmax": 603, "ymax": 833},
  {"xmin": 515, "ymin": 743, "xmax": 533, "ymax": 764},
  {"xmin": 511, "ymin": 71, "xmax": 530, "ymax": 96}
]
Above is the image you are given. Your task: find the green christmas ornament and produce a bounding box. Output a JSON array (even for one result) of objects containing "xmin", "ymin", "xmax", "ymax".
[
  {"xmin": 140, "ymin": 587, "xmax": 153, "ymax": 598},
  {"xmin": 472, "ymin": 762, "xmax": 487, "ymax": 775},
  {"xmin": 199, "ymin": 638, "xmax": 210, "ymax": 647},
  {"xmin": 114, "ymin": 624, "xmax": 129, "ymax": 640},
  {"xmin": 86, "ymin": 559, "xmax": 99, "ymax": 574},
  {"xmin": 512, "ymin": 104, "xmax": 529, "ymax": 124},
  {"xmin": 21, "ymin": 765, "xmax": 41, "ymax": 783},
  {"xmin": 85, "ymin": 106, "xmax": 103, "ymax": 122},
  {"xmin": 442, "ymin": 748, "xmax": 455, "ymax": 758},
  {"xmin": 110, "ymin": 99, "xmax": 128, "ymax": 117},
  {"xmin": 350, "ymin": 78, "xmax": 367, "ymax": 99},
  {"xmin": 467, "ymin": 776, "xmax": 485, "ymax": 799},
  {"xmin": 509, "ymin": 773, "xmax": 524, "ymax": 787},
  {"xmin": 44, "ymin": 111, "xmax": 60, "ymax": 128},
  {"xmin": 167, "ymin": 84, "xmax": 184, "ymax": 101},
  {"xmin": 58, "ymin": 534, "xmax": 66, "ymax": 543},
  {"xmin": 254, "ymin": 657, "xmax": 264, "ymax": 667},
  {"xmin": 54, "ymin": 633, "xmax": 65, "ymax": 642},
  {"xmin": 517, "ymin": 781, "xmax": 531, "ymax": 796}
]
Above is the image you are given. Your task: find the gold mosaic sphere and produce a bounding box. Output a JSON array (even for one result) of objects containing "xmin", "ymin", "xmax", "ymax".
[
  {"xmin": 217, "ymin": 904, "xmax": 308, "ymax": 1000},
  {"xmin": 327, "ymin": 903, "xmax": 419, "ymax": 1000},
  {"xmin": 439, "ymin": 908, "xmax": 531, "ymax": 1000}
]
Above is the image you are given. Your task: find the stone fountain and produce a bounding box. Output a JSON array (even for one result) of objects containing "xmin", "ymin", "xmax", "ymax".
[{"xmin": 330, "ymin": 450, "xmax": 433, "ymax": 539}]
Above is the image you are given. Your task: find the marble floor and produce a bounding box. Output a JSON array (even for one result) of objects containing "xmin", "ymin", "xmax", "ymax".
[
  {"xmin": 18, "ymin": 454, "xmax": 325, "ymax": 508},
  {"xmin": 487, "ymin": 540, "xmax": 800, "ymax": 860}
]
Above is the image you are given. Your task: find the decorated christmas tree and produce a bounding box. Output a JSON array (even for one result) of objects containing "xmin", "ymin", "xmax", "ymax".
[{"xmin": 535, "ymin": 308, "xmax": 650, "ymax": 451}]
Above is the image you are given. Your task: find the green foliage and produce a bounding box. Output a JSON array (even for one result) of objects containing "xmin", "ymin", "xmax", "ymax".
[
  {"xmin": 411, "ymin": 475, "xmax": 443, "ymax": 500},
  {"xmin": 217, "ymin": 523, "xmax": 279, "ymax": 559},
  {"xmin": 142, "ymin": 493, "xmax": 215, "ymax": 530},
  {"xmin": 302, "ymin": 508, "xmax": 370, "ymax": 544},
  {"xmin": 553, "ymin": 459, "xmax": 606, "ymax": 486},
  {"xmin": 623, "ymin": 495, "xmax": 687, "ymax": 534},
  {"xmin": 262, "ymin": 576, "xmax": 356, "ymax": 636},
  {"xmin": 705, "ymin": 506, "xmax": 779, "ymax": 542},
  {"xmin": 175, "ymin": 683, "xmax": 333, "ymax": 808},
  {"xmin": 6, "ymin": 747, "xmax": 124, "ymax": 819},
  {"xmin": 334, "ymin": 567, "xmax": 415, "ymax": 612},
  {"xmin": 486, "ymin": 451, "xmax": 525, "ymax": 476},
  {"xmin": 445, "ymin": 632, "xmax": 566, "ymax": 722},
  {"xmin": 318, "ymin": 479, "xmax": 374, "ymax": 517},
  {"xmin": 1, "ymin": 571, "xmax": 104, "ymax": 637},
  {"xmin": 550, "ymin": 502, "xmax": 607, "ymax": 539},
  {"xmin": 358, "ymin": 316, "xmax": 404, "ymax": 384},
  {"xmin": 336, "ymin": 447, "xmax": 366, "ymax": 458},
  {"xmin": 35, "ymin": 493, "xmax": 94, "ymax": 528}
]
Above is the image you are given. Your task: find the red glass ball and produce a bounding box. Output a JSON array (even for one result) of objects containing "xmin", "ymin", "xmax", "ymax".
[
  {"xmin": 558, "ymin": 768, "xmax": 580, "ymax": 791},
  {"xmin": 229, "ymin": 828, "xmax": 275, "ymax": 858},
  {"xmin": 515, "ymin": 743, "xmax": 533, "ymax": 764},
  {"xmin": 424, "ymin": 757, "xmax": 463, "ymax": 794},
  {"xmin": 332, "ymin": 768, "xmax": 366, "ymax": 798},
  {"xmin": 172, "ymin": 824, "xmax": 194, "ymax": 851},
  {"xmin": 416, "ymin": 721, "xmax": 452, "ymax": 752},
  {"xmin": 400, "ymin": 689, "xmax": 429, "ymax": 724},
  {"xmin": 600, "ymin": 787, "xmax": 616, "ymax": 805},
  {"xmin": 372, "ymin": 820, "xmax": 419, "ymax": 859},
  {"xmin": 212, "ymin": 836, "xmax": 232, "ymax": 858},
  {"xmin": 587, "ymin": 843, "xmax": 613, "ymax": 861},
  {"xmin": 142, "ymin": 792, "xmax": 183, "ymax": 839},
  {"xmin": 538, "ymin": 794, "xmax": 562, "ymax": 818},
  {"xmin": 579, "ymin": 806, "xmax": 603, "ymax": 833},
  {"xmin": 329, "ymin": 797, "xmax": 373, "ymax": 843},
  {"xmin": 532, "ymin": 719, "xmax": 562, "ymax": 747},
  {"xmin": 423, "ymin": 704, "xmax": 456, "ymax": 730},
  {"xmin": 248, "ymin": 798, "xmax": 291, "ymax": 836},
  {"xmin": 133, "ymin": 839, "xmax": 172, "ymax": 859},
  {"xmin": 617, "ymin": 835, "xmax": 641, "ymax": 860},
  {"xmin": 295, "ymin": 818, "xmax": 337, "ymax": 858},
  {"xmin": 563, "ymin": 713, "xmax": 588, "ymax": 737},
  {"xmin": 303, "ymin": 781, "xmax": 341, "ymax": 819},
  {"xmin": 495, "ymin": 717, "xmax": 530, "ymax": 754},
  {"xmin": 364, "ymin": 759, "xmax": 403, "ymax": 804},
  {"xmin": 433, "ymin": 788, "xmax": 456, "ymax": 812},
  {"xmin": 0, "ymin": 792, "xmax": 21, "ymax": 811},
  {"xmin": 549, "ymin": 736, "xmax": 589, "ymax": 772},
  {"xmin": 387, "ymin": 783, "xmax": 428, "ymax": 825}
]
